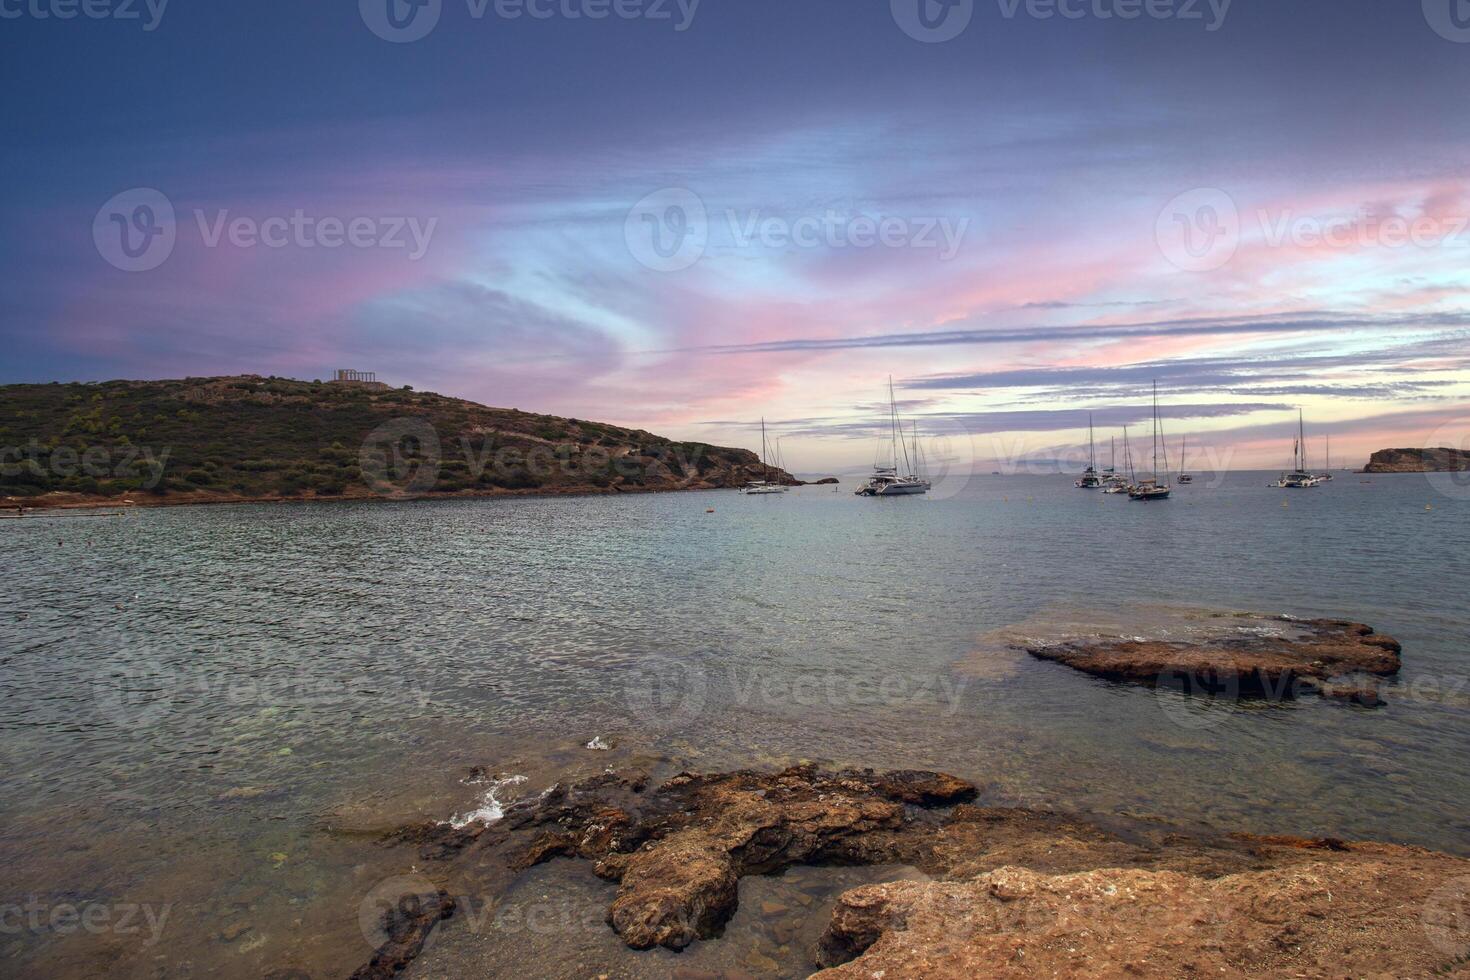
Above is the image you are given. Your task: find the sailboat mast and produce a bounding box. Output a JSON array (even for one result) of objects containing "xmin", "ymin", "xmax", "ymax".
[
  {"xmin": 889, "ymin": 377, "xmax": 913, "ymax": 475},
  {"xmin": 1088, "ymin": 412, "xmax": 1096, "ymax": 470},
  {"xmin": 911, "ymin": 421, "xmax": 922, "ymax": 479},
  {"xmin": 1298, "ymin": 409, "xmax": 1307, "ymax": 472},
  {"xmin": 888, "ymin": 377, "xmax": 900, "ymax": 471},
  {"xmin": 761, "ymin": 417, "xmax": 770, "ymax": 483},
  {"xmin": 1152, "ymin": 382, "xmax": 1160, "ymax": 478}
]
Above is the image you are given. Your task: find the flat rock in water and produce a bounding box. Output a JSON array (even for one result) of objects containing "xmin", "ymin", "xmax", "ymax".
[{"xmin": 1024, "ymin": 615, "xmax": 1401, "ymax": 705}]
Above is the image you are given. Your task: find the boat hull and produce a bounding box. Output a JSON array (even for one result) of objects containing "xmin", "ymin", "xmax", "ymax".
[{"xmin": 857, "ymin": 483, "xmax": 930, "ymax": 497}]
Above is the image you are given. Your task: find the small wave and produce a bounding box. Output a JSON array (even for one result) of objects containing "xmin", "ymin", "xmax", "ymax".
[{"xmin": 448, "ymin": 774, "xmax": 527, "ymax": 828}]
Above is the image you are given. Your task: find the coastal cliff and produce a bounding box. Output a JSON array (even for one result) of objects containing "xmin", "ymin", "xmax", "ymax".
[
  {"xmin": 1363, "ymin": 447, "xmax": 1470, "ymax": 473},
  {"xmin": 0, "ymin": 376, "xmax": 797, "ymax": 508}
]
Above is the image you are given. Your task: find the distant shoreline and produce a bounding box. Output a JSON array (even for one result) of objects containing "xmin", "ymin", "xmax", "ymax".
[{"xmin": 0, "ymin": 482, "xmax": 754, "ymax": 514}]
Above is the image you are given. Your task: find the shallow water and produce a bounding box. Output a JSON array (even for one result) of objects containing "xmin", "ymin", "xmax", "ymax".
[{"xmin": 2, "ymin": 472, "xmax": 1468, "ymax": 977}]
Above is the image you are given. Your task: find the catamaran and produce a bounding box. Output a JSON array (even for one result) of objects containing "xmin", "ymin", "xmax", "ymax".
[
  {"xmin": 855, "ymin": 378, "xmax": 931, "ymax": 497},
  {"xmin": 1075, "ymin": 413, "xmax": 1102, "ymax": 488},
  {"xmin": 1272, "ymin": 409, "xmax": 1321, "ymax": 489},
  {"xmin": 741, "ymin": 418, "xmax": 790, "ymax": 494},
  {"xmin": 1129, "ymin": 382, "xmax": 1172, "ymax": 501}
]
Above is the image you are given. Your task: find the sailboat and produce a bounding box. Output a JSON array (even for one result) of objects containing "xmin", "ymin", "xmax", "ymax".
[
  {"xmin": 1104, "ymin": 430, "xmax": 1131, "ymax": 493},
  {"xmin": 1316, "ymin": 436, "xmax": 1334, "ymax": 482},
  {"xmin": 1176, "ymin": 435, "xmax": 1194, "ymax": 484},
  {"xmin": 1075, "ymin": 413, "xmax": 1102, "ymax": 488},
  {"xmin": 1272, "ymin": 410, "xmax": 1321, "ymax": 488},
  {"xmin": 741, "ymin": 418, "xmax": 789, "ymax": 494},
  {"xmin": 855, "ymin": 378, "xmax": 931, "ymax": 497},
  {"xmin": 1129, "ymin": 382, "xmax": 1172, "ymax": 500}
]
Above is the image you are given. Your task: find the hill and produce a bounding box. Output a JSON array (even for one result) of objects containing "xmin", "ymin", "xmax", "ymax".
[
  {"xmin": 0, "ymin": 376, "xmax": 795, "ymax": 508},
  {"xmin": 1362, "ymin": 447, "xmax": 1470, "ymax": 473}
]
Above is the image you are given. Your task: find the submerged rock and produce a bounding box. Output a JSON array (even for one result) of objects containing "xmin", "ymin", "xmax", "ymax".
[{"xmin": 1025, "ymin": 615, "xmax": 1402, "ymax": 705}]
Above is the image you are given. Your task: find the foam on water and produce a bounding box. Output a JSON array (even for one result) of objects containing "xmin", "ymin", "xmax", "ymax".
[{"xmin": 448, "ymin": 774, "xmax": 527, "ymax": 828}]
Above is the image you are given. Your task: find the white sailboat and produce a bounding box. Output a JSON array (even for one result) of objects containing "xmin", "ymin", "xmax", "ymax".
[
  {"xmin": 1316, "ymin": 435, "xmax": 1334, "ymax": 482},
  {"xmin": 1272, "ymin": 409, "xmax": 1321, "ymax": 489},
  {"xmin": 855, "ymin": 378, "xmax": 931, "ymax": 497},
  {"xmin": 1176, "ymin": 434, "xmax": 1193, "ymax": 484},
  {"xmin": 1103, "ymin": 431, "xmax": 1130, "ymax": 493},
  {"xmin": 1129, "ymin": 382, "xmax": 1172, "ymax": 501},
  {"xmin": 1075, "ymin": 413, "xmax": 1102, "ymax": 489},
  {"xmin": 741, "ymin": 418, "xmax": 790, "ymax": 494}
]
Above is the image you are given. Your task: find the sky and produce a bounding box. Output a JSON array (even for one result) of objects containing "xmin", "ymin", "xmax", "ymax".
[{"xmin": 3, "ymin": 0, "xmax": 1470, "ymax": 473}]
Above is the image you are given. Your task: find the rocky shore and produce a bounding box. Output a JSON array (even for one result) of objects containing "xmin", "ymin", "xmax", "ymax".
[
  {"xmin": 1025, "ymin": 615, "xmax": 1403, "ymax": 707},
  {"xmin": 349, "ymin": 764, "xmax": 1470, "ymax": 979}
]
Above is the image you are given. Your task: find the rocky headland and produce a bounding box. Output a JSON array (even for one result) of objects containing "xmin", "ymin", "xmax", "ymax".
[
  {"xmin": 1363, "ymin": 447, "xmax": 1470, "ymax": 473},
  {"xmin": 347, "ymin": 763, "xmax": 1470, "ymax": 979},
  {"xmin": 0, "ymin": 375, "xmax": 796, "ymax": 510}
]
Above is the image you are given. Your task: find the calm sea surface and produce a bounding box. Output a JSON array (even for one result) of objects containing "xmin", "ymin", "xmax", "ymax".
[{"xmin": 2, "ymin": 472, "xmax": 1468, "ymax": 977}]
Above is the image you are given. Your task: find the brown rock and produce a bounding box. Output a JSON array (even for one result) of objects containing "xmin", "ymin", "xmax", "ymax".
[
  {"xmin": 1026, "ymin": 615, "xmax": 1402, "ymax": 704},
  {"xmin": 814, "ymin": 854, "xmax": 1470, "ymax": 978}
]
